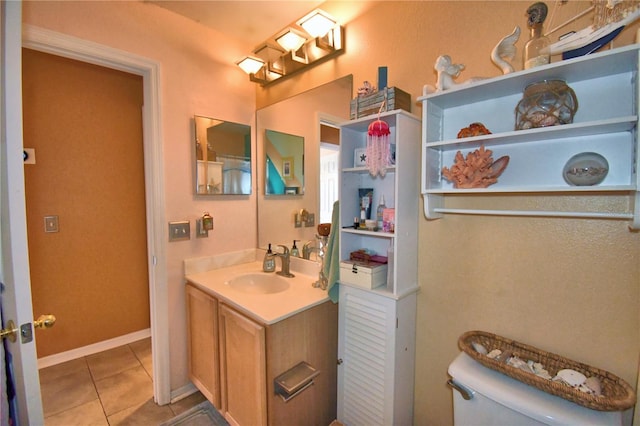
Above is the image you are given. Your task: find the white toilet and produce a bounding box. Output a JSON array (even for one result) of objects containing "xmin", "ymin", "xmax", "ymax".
[{"xmin": 448, "ymin": 352, "xmax": 627, "ymax": 425}]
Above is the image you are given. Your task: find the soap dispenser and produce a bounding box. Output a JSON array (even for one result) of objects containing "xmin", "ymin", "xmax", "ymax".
[
  {"xmin": 291, "ymin": 240, "xmax": 300, "ymax": 257},
  {"xmin": 263, "ymin": 244, "xmax": 276, "ymax": 272}
]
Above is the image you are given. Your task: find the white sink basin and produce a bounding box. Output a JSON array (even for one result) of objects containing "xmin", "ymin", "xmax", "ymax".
[{"xmin": 226, "ymin": 273, "xmax": 290, "ymax": 294}]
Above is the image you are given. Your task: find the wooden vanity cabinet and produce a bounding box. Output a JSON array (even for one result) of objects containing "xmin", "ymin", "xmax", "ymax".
[
  {"xmin": 186, "ymin": 281, "xmax": 338, "ymax": 426},
  {"xmin": 264, "ymin": 300, "xmax": 338, "ymax": 426},
  {"xmin": 219, "ymin": 304, "xmax": 267, "ymax": 426},
  {"xmin": 185, "ymin": 283, "xmax": 220, "ymax": 408}
]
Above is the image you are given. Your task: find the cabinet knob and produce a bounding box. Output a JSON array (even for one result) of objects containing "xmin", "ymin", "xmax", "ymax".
[{"xmin": 337, "ymin": 358, "xmax": 343, "ymax": 365}]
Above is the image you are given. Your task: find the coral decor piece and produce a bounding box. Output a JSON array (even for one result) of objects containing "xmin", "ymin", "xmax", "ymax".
[
  {"xmin": 441, "ymin": 145, "xmax": 510, "ymax": 189},
  {"xmin": 457, "ymin": 122, "xmax": 492, "ymax": 138},
  {"xmin": 357, "ymin": 81, "xmax": 376, "ymax": 96},
  {"xmin": 366, "ymin": 116, "xmax": 391, "ymax": 177}
]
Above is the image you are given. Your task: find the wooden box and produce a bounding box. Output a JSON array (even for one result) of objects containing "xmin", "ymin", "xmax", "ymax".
[{"xmin": 350, "ymin": 87, "xmax": 411, "ymax": 119}]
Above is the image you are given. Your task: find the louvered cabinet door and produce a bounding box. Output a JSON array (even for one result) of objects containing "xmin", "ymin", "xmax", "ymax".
[{"xmin": 337, "ymin": 285, "xmax": 417, "ymax": 426}]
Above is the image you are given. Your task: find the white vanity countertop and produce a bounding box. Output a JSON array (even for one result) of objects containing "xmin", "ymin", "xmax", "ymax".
[{"xmin": 185, "ymin": 260, "xmax": 330, "ymax": 325}]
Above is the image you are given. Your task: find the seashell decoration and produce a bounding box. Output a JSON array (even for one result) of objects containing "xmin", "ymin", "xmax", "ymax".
[
  {"xmin": 472, "ymin": 340, "xmax": 604, "ymax": 396},
  {"xmin": 472, "ymin": 342, "xmax": 488, "ymax": 355},
  {"xmin": 515, "ymin": 80, "xmax": 578, "ymax": 130}
]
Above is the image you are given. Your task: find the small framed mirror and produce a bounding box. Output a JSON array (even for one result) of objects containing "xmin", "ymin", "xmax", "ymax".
[
  {"xmin": 265, "ymin": 129, "xmax": 304, "ymax": 195},
  {"xmin": 194, "ymin": 115, "xmax": 251, "ymax": 195}
]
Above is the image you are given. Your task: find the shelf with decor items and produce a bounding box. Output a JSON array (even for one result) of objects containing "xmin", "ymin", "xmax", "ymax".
[
  {"xmin": 337, "ymin": 109, "xmax": 421, "ymax": 426},
  {"xmin": 419, "ymin": 44, "xmax": 639, "ymax": 229},
  {"xmin": 338, "ymin": 109, "xmax": 421, "ymax": 298}
]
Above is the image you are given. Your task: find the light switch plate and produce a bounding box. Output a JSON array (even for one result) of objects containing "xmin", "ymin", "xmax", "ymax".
[{"xmin": 169, "ymin": 221, "xmax": 190, "ymax": 241}]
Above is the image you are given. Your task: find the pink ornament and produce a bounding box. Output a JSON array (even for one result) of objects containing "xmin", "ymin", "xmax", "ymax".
[{"xmin": 367, "ymin": 119, "xmax": 391, "ymax": 177}]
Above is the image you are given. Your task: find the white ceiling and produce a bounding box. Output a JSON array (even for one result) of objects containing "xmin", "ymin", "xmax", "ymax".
[{"xmin": 148, "ymin": 1, "xmax": 325, "ymax": 51}]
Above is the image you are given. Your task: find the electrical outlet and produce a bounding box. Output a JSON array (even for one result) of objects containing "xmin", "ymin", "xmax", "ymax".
[{"xmin": 168, "ymin": 221, "xmax": 190, "ymax": 241}]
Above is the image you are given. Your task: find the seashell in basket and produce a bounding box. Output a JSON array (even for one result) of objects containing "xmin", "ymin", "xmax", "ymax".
[
  {"xmin": 585, "ymin": 376, "xmax": 603, "ymax": 396},
  {"xmin": 458, "ymin": 330, "xmax": 636, "ymax": 411},
  {"xmin": 555, "ymin": 369, "xmax": 587, "ymax": 387}
]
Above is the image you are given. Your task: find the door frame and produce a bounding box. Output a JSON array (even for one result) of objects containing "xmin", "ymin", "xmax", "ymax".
[{"xmin": 22, "ymin": 25, "xmax": 170, "ymax": 405}]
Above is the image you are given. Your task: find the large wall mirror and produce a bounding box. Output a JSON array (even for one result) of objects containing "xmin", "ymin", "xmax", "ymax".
[
  {"xmin": 257, "ymin": 75, "xmax": 352, "ymax": 250},
  {"xmin": 194, "ymin": 115, "xmax": 252, "ymax": 195},
  {"xmin": 265, "ymin": 129, "xmax": 304, "ymax": 195}
]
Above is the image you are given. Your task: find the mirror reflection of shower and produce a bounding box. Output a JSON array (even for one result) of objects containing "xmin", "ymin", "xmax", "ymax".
[{"xmin": 194, "ymin": 116, "xmax": 252, "ymax": 195}]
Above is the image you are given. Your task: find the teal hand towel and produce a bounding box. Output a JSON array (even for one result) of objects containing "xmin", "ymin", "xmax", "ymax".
[{"xmin": 323, "ymin": 200, "xmax": 340, "ymax": 302}]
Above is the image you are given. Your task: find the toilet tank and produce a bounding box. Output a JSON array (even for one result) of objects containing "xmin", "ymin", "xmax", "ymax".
[{"xmin": 448, "ymin": 352, "xmax": 625, "ymax": 426}]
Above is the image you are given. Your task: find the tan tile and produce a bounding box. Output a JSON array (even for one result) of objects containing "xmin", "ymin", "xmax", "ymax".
[
  {"xmin": 39, "ymin": 358, "xmax": 89, "ymax": 384},
  {"xmin": 41, "ymin": 367, "xmax": 98, "ymax": 417},
  {"xmin": 170, "ymin": 391, "xmax": 207, "ymax": 416},
  {"xmin": 130, "ymin": 337, "xmax": 153, "ymax": 377},
  {"xmin": 86, "ymin": 345, "xmax": 140, "ymax": 380},
  {"xmin": 94, "ymin": 365, "xmax": 153, "ymax": 416},
  {"xmin": 44, "ymin": 399, "xmax": 107, "ymax": 426},
  {"xmin": 107, "ymin": 397, "xmax": 175, "ymax": 425}
]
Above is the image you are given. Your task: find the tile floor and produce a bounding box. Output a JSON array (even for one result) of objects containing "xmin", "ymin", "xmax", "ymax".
[{"xmin": 39, "ymin": 337, "xmax": 207, "ymax": 425}]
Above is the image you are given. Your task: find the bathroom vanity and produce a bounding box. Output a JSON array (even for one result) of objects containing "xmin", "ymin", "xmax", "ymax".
[{"xmin": 185, "ymin": 260, "xmax": 337, "ymax": 426}]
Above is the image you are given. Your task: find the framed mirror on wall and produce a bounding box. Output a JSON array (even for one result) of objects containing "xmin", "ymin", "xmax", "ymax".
[
  {"xmin": 265, "ymin": 129, "xmax": 304, "ymax": 195},
  {"xmin": 194, "ymin": 115, "xmax": 252, "ymax": 195}
]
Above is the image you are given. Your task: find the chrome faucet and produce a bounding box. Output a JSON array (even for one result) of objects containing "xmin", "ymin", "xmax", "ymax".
[
  {"xmin": 275, "ymin": 245, "xmax": 295, "ymax": 278},
  {"xmin": 302, "ymin": 240, "xmax": 319, "ymax": 260}
]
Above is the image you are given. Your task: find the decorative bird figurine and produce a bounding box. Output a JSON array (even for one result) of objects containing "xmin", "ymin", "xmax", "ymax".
[{"xmin": 491, "ymin": 26, "xmax": 521, "ymax": 74}]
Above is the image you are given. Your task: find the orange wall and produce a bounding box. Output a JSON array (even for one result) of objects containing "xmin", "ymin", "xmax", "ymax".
[{"xmin": 23, "ymin": 49, "xmax": 150, "ymax": 357}]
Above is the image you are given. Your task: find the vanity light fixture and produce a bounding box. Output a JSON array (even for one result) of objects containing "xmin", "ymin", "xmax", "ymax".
[
  {"xmin": 276, "ymin": 28, "xmax": 307, "ymax": 52},
  {"xmin": 298, "ymin": 9, "xmax": 336, "ymax": 38},
  {"xmin": 236, "ymin": 8, "xmax": 344, "ymax": 86},
  {"xmin": 236, "ymin": 57, "xmax": 265, "ymax": 75}
]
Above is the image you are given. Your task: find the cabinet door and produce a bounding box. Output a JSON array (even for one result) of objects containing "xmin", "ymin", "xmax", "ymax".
[
  {"xmin": 185, "ymin": 283, "xmax": 220, "ymax": 408},
  {"xmin": 337, "ymin": 285, "xmax": 397, "ymax": 426},
  {"xmin": 219, "ymin": 304, "xmax": 267, "ymax": 426},
  {"xmin": 337, "ymin": 285, "xmax": 417, "ymax": 426}
]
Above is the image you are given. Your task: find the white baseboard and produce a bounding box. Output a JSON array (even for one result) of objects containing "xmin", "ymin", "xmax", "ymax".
[{"xmin": 37, "ymin": 328, "xmax": 151, "ymax": 369}]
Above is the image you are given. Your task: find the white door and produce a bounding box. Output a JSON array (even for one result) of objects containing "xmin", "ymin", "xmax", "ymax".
[{"xmin": 0, "ymin": 2, "xmax": 45, "ymax": 424}]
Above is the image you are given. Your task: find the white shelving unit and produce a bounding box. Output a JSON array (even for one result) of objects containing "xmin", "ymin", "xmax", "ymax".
[
  {"xmin": 338, "ymin": 109, "xmax": 421, "ymax": 298},
  {"xmin": 336, "ymin": 109, "xmax": 421, "ymax": 426},
  {"xmin": 419, "ymin": 45, "xmax": 640, "ymax": 229}
]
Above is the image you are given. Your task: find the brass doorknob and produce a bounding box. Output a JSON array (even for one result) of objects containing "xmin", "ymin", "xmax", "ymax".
[
  {"xmin": 0, "ymin": 320, "xmax": 17, "ymax": 342},
  {"xmin": 34, "ymin": 314, "xmax": 56, "ymax": 329}
]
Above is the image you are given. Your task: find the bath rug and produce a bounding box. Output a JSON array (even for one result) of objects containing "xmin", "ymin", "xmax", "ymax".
[{"xmin": 160, "ymin": 401, "xmax": 228, "ymax": 426}]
